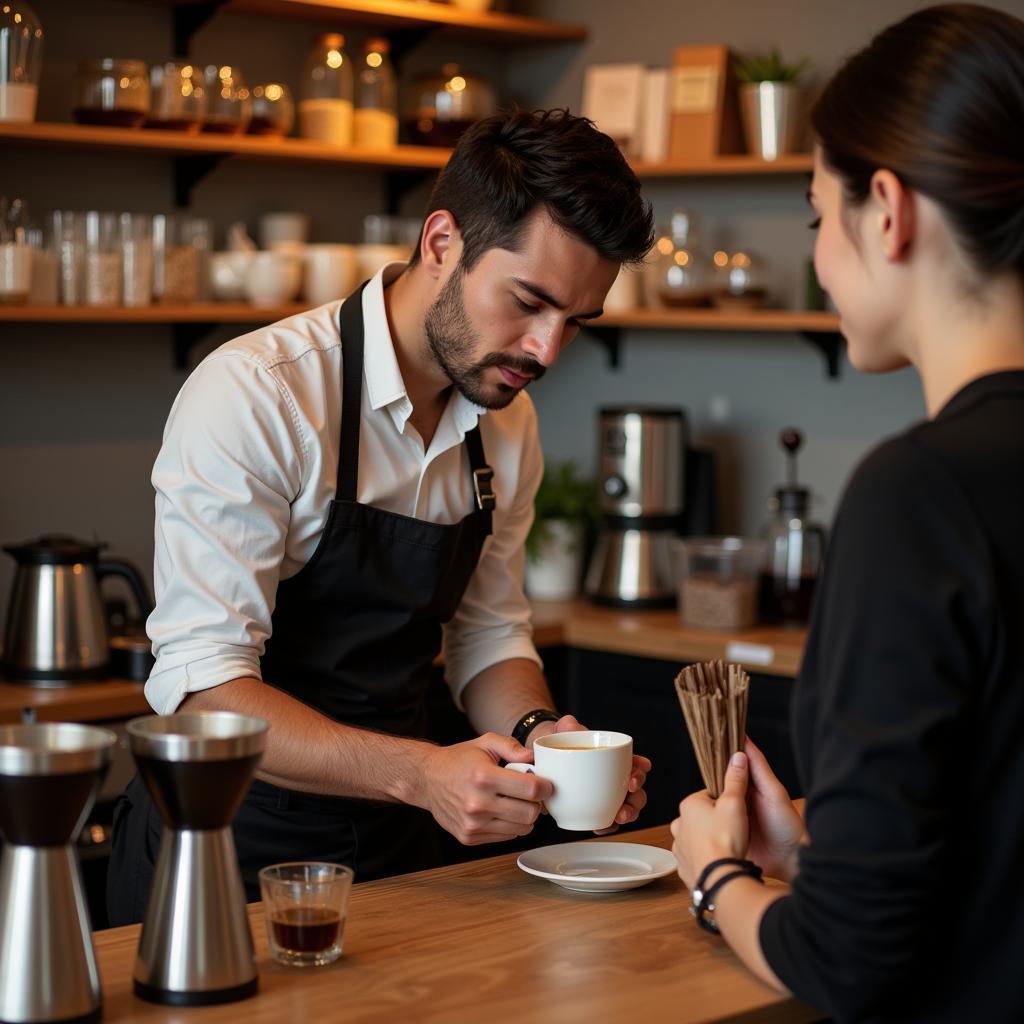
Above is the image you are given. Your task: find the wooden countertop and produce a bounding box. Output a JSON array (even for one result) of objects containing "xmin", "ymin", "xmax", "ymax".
[
  {"xmin": 92, "ymin": 826, "xmax": 816, "ymax": 1023},
  {"xmin": 0, "ymin": 602, "xmax": 805, "ymax": 724}
]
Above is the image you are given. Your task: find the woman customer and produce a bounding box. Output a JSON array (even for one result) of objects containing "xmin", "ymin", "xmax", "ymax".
[{"xmin": 670, "ymin": 5, "xmax": 1024, "ymax": 1022}]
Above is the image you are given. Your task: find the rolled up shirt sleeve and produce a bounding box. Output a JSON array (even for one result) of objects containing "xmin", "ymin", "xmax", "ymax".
[
  {"xmin": 145, "ymin": 352, "xmax": 306, "ymax": 714},
  {"xmin": 441, "ymin": 399, "xmax": 544, "ymax": 707}
]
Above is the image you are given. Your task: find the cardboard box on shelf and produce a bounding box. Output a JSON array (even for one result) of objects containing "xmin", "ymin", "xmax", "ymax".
[
  {"xmin": 667, "ymin": 45, "xmax": 743, "ymax": 163},
  {"xmin": 581, "ymin": 63, "xmax": 646, "ymax": 158}
]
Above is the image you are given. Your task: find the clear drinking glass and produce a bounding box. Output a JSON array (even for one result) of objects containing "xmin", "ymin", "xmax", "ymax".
[
  {"xmin": 119, "ymin": 212, "xmax": 153, "ymax": 307},
  {"xmin": 259, "ymin": 862, "xmax": 354, "ymax": 967},
  {"xmin": 83, "ymin": 211, "xmax": 121, "ymax": 307},
  {"xmin": 53, "ymin": 210, "xmax": 84, "ymax": 305}
]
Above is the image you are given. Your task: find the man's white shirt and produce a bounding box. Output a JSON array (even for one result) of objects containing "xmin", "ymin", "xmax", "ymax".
[{"xmin": 145, "ymin": 263, "xmax": 544, "ymax": 715}]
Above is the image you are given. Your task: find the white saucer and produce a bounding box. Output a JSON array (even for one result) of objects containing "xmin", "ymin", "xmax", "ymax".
[{"xmin": 516, "ymin": 842, "xmax": 677, "ymax": 893}]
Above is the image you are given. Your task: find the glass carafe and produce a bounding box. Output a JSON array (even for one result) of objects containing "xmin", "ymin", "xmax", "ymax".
[
  {"xmin": 0, "ymin": 0, "xmax": 43, "ymax": 123},
  {"xmin": 300, "ymin": 32, "xmax": 354, "ymax": 145},
  {"xmin": 759, "ymin": 486, "xmax": 826, "ymax": 626},
  {"xmin": 653, "ymin": 209, "xmax": 712, "ymax": 307},
  {"xmin": 354, "ymin": 37, "xmax": 397, "ymax": 149}
]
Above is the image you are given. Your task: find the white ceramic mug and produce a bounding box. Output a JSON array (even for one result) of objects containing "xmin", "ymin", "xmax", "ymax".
[
  {"xmin": 505, "ymin": 730, "xmax": 632, "ymax": 831},
  {"xmin": 302, "ymin": 243, "xmax": 357, "ymax": 306},
  {"xmin": 259, "ymin": 212, "xmax": 309, "ymax": 251}
]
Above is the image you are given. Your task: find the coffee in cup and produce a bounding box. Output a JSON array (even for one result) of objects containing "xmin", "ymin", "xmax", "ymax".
[{"xmin": 505, "ymin": 730, "xmax": 632, "ymax": 831}]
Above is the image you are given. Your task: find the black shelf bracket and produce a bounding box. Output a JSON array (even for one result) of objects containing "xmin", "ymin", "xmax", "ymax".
[
  {"xmin": 585, "ymin": 324, "xmax": 622, "ymax": 369},
  {"xmin": 172, "ymin": 322, "xmax": 216, "ymax": 370},
  {"xmin": 172, "ymin": 1, "xmax": 226, "ymax": 58},
  {"xmin": 173, "ymin": 154, "xmax": 223, "ymax": 208},
  {"xmin": 802, "ymin": 331, "xmax": 843, "ymax": 379},
  {"xmin": 388, "ymin": 27, "xmax": 440, "ymax": 69},
  {"xmin": 384, "ymin": 169, "xmax": 435, "ymax": 215}
]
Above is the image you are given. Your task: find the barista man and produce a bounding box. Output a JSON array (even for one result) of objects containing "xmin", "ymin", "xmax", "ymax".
[{"xmin": 108, "ymin": 109, "xmax": 655, "ymax": 923}]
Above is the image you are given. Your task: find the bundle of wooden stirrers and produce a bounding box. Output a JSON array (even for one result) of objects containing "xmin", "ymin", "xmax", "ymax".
[{"xmin": 674, "ymin": 660, "xmax": 750, "ymax": 798}]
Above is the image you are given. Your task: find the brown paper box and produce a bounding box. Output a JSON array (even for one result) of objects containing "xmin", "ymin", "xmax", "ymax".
[{"xmin": 667, "ymin": 44, "xmax": 743, "ymax": 163}]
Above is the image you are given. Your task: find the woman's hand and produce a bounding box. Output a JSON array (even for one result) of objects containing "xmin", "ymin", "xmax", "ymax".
[
  {"xmin": 743, "ymin": 739, "xmax": 806, "ymax": 882},
  {"xmin": 671, "ymin": 750, "xmax": 751, "ymax": 888}
]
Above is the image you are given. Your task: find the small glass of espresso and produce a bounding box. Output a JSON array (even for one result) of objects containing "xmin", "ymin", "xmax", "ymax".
[{"xmin": 258, "ymin": 862, "xmax": 354, "ymax": 967}]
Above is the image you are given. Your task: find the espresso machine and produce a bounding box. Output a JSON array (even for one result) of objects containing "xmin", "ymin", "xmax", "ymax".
[
  {"xmin": 586, "ymin": 407, "xmax": 688, "ymax": 607},
  {"xmin": 127, "ymin": 712, "xmax": 268, "ymax": 1006},
  {"xmin": 0, "ymin": 722, "xmax": 117, "ymax": 1024}
]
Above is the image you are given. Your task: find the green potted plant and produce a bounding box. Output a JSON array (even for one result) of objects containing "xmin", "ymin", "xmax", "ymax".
[
  {"xmin": 734, "ymin": 49, "xmax": 811, "ymax": 161},
  {"xmin": 525, "ymin": 460, "xmax": 598, "ymax": 602}
]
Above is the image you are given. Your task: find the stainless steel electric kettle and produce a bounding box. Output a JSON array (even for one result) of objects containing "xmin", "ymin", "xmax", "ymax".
[{"xmin": 2, "ymin": 534, "xmax": 152, "ymax": 685}]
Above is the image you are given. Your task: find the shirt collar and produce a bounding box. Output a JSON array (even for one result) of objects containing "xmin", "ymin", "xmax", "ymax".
[{"xmin": 360, "ymin": 262, "xmax": 488, "ymax": 434}]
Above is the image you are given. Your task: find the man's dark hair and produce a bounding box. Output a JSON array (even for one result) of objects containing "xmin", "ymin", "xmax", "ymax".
[{"xmin": 409, "ymin": 108, "xmax": 654, "ymax": 271}]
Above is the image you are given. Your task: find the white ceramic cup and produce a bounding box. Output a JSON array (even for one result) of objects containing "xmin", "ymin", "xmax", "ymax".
[
  {"xmin": 505, "ymin": 730, "xmax": 632, "ymax": 831},
  {"xmin": 244, "ymin": 251, "xmax": 301, "ymax": 307},
  {"xmin": 302, "ymin": 243, "xmax": 357, "ymax": 306},
  {"xmin": 209, "ymin": 251, "xmax": 253, "ymax": 301},
  {"xmin": 259, "ymin": 211, "xmax": 310, "ymax": 251}
]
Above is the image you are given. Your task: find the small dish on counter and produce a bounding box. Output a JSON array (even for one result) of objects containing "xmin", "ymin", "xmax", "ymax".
[{"xmin": 517, "ymin": 842, "xmax": 677, "ymax": 893}]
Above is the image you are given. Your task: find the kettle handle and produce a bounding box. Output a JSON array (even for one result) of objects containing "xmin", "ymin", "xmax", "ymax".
[{"xmin": 96, "ymin": 559, "xmax": 154, "ymax": 621}]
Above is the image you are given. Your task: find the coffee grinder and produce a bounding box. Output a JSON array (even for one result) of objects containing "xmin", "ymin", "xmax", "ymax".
[
  {"xmin": 127, "ymin": 711, "xmax": 268, "ymax": 1006},
  {"xmin": 0, "ymin": 722, "xmax": 117, "ymax": 1024},
  {"xmin": 585, "ymin": 407, "xmax": 688, "ymax": 607}
]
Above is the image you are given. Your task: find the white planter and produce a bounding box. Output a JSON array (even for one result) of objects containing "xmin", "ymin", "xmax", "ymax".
[{"xmin": 525, "ymin": 520, "xmax": 584, "ymax": 602}]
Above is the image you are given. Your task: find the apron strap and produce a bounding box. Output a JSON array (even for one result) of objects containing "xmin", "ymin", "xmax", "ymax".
[
  {"xmin": 335, "ymin": 277, "xmax": 495, "ymax": 536},
  {"xmin": 336, "ymin": 282, "xmax": 369, "ymax": 503}
]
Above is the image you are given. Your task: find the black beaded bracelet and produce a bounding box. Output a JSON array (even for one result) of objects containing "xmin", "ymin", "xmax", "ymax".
[
  {"xmin": 689, "ymin": 859, "xmax": 764, "ymax": 935},
  {"xmin": 511, "ymin": 708, "xmax": 560, "ymax": 746}
]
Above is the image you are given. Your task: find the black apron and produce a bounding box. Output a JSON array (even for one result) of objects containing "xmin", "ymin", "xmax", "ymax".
[{"xmin": 108, "ymin": 282, "xmax": 496, "ymax": 924}]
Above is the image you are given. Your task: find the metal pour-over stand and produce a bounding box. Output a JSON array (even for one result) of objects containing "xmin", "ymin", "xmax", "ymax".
[
  {"xmin": 0, "ymin": 722, "xmax": 117, "ymax": 1024},
  {"xmin": 126, "ymin": 712, "xmax": 268, "ymax": 1006}
]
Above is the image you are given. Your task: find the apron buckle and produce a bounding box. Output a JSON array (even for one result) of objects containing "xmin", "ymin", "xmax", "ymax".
[{"xmin": 473, "ymin": 466, "xmax": 496, "ymax": 511}]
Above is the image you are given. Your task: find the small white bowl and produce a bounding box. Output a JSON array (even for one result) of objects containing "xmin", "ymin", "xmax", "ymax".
[
  {"xmin": 244, "ymin": 251, "xmax": 301, "ymax": 307},
  {"xmin": 209, "ymin": 251, "xmax": 254, "ymax": 302}
]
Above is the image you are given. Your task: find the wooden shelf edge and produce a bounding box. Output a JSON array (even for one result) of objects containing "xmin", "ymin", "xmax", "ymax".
[
  {"xmin": 0, "ymin": 122, "xmax": 452, "ymax": 169},
  {"xmin": 0, "ymin": 303, "xmax": 311, "ymax": 323},
  {"xmin": 211, "ymin": 0, "xmax": 588, "ymax": 42},
  {"xmin": 595, "ymin": 309, "xmax": 840, "ymax": 333},
  {"xmin": 633, "ymin": 153, "xmax": 814, "ymax": 177}
]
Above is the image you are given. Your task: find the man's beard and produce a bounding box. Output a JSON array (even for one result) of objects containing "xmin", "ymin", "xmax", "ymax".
[{"xmin": 424, "ymin": 268, "xmax": 545, "ymax": 410}]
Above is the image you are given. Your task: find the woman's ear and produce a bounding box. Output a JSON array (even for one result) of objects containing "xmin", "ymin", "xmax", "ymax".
[
  {"xmin": 870, "ymin": 169, "xmax": 915, "ymax": 262},
  {"xmin": 419, "ymin": 210, "xmax": 462, "ymax": 279}
]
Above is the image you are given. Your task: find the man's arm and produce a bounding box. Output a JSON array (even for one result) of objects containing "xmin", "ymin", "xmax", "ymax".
[
  {"xmin": 182, "ymin": 676, "xmax": 552, "ymax": 845},
  {"xmin": 460, "ymin": 657, "xmax": 557, "ymax": 739}
]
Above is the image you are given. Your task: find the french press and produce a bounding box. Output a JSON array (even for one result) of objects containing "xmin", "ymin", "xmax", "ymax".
[{"xmin": 760, "ymin": 428, "xmax": 827, "ymax": 626}]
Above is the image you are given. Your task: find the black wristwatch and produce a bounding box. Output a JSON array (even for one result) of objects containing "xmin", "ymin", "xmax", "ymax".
[{"xmin": 511, "ymin": 708, "xmax": 560, "ymax": 746}]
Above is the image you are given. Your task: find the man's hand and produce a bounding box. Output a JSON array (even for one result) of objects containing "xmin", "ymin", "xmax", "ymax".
[
  {"xmin": 532, "ymin": 714, "xmax": 651, "ymax": 832},
  {"xmin": 417, "ymin": 733, "xmax": 553, "ymax": 846}
]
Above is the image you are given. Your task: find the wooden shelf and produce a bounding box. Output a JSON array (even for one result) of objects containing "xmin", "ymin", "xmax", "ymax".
[
  {"xmin": 632, "ymin": 153, "xmax": 814, "ymax": 178},
  {"xmin": 0, "ymin": 303, "xmax": 310, "ymax": 324},
  {"xmin": 596, "ymin": 308, "xmax": 839, "ymax": 333},
  {"xmin": 0, "ymin": 122, "xmax": 452, "ymax": 170},
  {"xmin": 163, "ymin": 0, "xmax": 587, "ymax": 43},
  {"xmin": 2, "ymin": 125, "xmax": 815, "ymax": 180}
]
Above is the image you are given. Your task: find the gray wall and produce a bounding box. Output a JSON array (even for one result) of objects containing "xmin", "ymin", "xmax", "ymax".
[{"xmin": 3, "ymin": 0, "xmax": 1018, "ymax": 622}]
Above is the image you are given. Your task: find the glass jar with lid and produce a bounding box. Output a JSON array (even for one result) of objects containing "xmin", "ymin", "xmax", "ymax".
[
  {"xmin": 248, "ymin": 83, "xmax": 294, "ymax": 136},
  {"xmin": 653, "ymin": 209, "xmax": 713, "ymax": 307},
  {"xmin": 73, "ymin": 58, "xmax": 150, "ymax": 128},
  {"xmin": 712, "ymin": 248, "xmax": 769, "ymax": 310},
  {"xmin": 299, "ymin": 32, "xmax": 353, "ymax": 145},
  {"xmin": 153, "ymin": 213, "xmax": 210, "ymax": 304},
  {"xmin": 202, "ymin": 64, "xmax": 251, "ymax": 135},
  {"xmin": 403, "ymin": 63, "xmax": 497, "ymax": 147},
  {"xmin": 83, "ymin": 210, "xmax": 121, "ymax": 307},
  {"xmin": 148, "ymin": 61, "xmax": 206, "ymax": 132},
  {"xmin": 354, "ymin": 37, "xmax": 397, "ymax": 149},
  {"xmin": 0, "ymin": 0, "xmax": 43, "ymax": 123}
]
